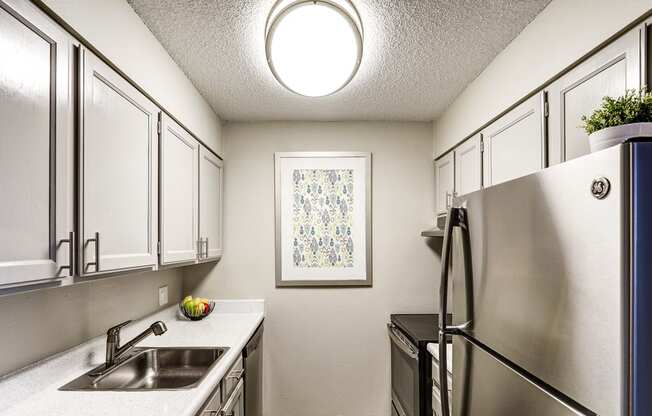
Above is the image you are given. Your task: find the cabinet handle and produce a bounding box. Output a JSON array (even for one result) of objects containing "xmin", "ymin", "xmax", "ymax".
[
  {"xmin": 219, "ymin": 379, "xmax": 243, "ymax": 416},
  {"xmin": 59, "ymin": 231, "xmax": 74, "ymax": 277},
  {"xmin": 197, "ymin": 238, "xmax": 208, "ymax": 259},
  {"xmin": 445, "ymin": 192, "xmax": 451, "ymax": 209},
  {"xmin": 227, "ymin": 369, "xmax": 245, "ymax": 380},
  {"xmin": 85, "ymin": 232, "xmax": 100, "ymax": 272}
]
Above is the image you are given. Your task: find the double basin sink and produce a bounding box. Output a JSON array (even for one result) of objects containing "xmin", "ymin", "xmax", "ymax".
[{"xmin": 60, "ymin": 347, "xmax": 229, "ymax": 391}]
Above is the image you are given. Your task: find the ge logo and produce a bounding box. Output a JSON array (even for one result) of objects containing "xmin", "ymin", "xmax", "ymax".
[{"xmin": 591, "ymin": 177, "xmax": 610, "ymax": 200}]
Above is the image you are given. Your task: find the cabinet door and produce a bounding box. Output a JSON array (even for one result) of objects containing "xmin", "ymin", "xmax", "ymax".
[
  {"xmin": 234, "ymin": 394, "xmax": 245, "ymax": 416},
  {"xmin": 79, "ymin": 48, "xmax": 159, "ymax": 275},
  {"xmin": 198, "ymin": 146, "xmax": 223, "ymax": 261},
  {"xmin": 0, "ymin": 0, "xmax": 74, "ymax": 287},
  {"xmin": 435, "ymin": 153, "xmax": 455, "ymax": 215},
  {"xmin": 454, "ymin": 133, "xmax": 482, "ymax": 197},
  {"xmin": 159, "ymin": 114, "xmax": 199, "ymax": 265},
  {"xmin": 482, "ymin": 93, "xmax": 545, "ymax": 187},
  {"xmin": 547, "ymin": 27, "xmax": 641, "ymax": 164}
]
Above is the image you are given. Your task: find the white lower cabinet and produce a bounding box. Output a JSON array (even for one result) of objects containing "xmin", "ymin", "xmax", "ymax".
[
  {"xmin": 547, "ymin": 25, "xmax": 641, "ymax": 164},
  {"xmin": 0, "ymin": 0, "xmax": 74, "ymax": 287},
  {"xmin": 199, "ymin": 146, "xmax": 224, "ymax": 261},
  {"xmin": 197, "ymin": 354, "xmax": 244, "ymax": 416},
  {"xmin": 482, "ymin": 92, "xmax": 546, "ymax": 187},
  {"xmin": 79, "ymin": 48, "xmax": 159, "ymax": 275},
  {"xmin": 159, "ymin": 114, "xmax": 199, "ymax": 265},
  {"xmin": 432, "ymin": 355, "xmax": 452, "ymax": 416}
]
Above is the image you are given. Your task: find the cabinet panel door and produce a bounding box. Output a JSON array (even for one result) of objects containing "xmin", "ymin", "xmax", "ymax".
[
  {"xmin": 435, "ymin": 153, "xmax": 455, "ymax": 215},
  {"xmin": 0, "ymin": 0, "xmax": 73, "ymax": 287},
  {"xmin": 548, "ymin": 27, "xmax": 641, "ymax": 164},
  {"xmin": 199, "ymin": 146, "xmax": 223, "ymax": 261},
  {"xmin": 159, "ymin": 114, "xmax": 199, "ymax": 265},
  {"xmin": 483, "ymin": 93, "xmax": 545, "ymax": 187},
  {"xmin": 79, "ymin": 48, "xmax": 159, "ymax": 275},
  {"xmin": 454, "ymin": 133, "xmax": 482, "ymax": 197}
]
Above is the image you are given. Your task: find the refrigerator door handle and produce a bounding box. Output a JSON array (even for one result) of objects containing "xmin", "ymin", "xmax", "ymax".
[{"xmin": 438, "ymin": 207, "xmax": 461, "ymax": 416}]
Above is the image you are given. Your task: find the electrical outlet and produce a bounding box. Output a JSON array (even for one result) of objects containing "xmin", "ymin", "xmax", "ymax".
[{"xmin": 158, "ymin": 286, "xmax": 168, "ymax": 306}]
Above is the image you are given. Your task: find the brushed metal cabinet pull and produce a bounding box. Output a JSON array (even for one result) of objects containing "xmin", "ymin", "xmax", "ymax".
[
  {"xmin": 59, "ymin": 231, "xmax": 74, "ymax": 276},
  {"xmin": 204, "ymin": 237, "xmax": 209, "ymax": 258},
  {"xmin": 85, "ymin": 232, "xmax": 100, "ymax": 272}
]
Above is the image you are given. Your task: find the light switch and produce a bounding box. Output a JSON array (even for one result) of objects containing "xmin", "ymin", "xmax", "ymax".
[{"xmin": 158, "ymin": 286, "xmax": 169, "ymax": 306}]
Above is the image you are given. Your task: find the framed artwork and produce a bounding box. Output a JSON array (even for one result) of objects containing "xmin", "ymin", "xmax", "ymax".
[{"xmin": 274, "ymin": 152, "xmax": 372, "ymax": 287}]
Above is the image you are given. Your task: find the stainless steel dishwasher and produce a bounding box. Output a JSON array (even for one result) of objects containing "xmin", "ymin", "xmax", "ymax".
[{"xmin": 244, "ymin": 323, "xmax": 263, "ymax": 416}]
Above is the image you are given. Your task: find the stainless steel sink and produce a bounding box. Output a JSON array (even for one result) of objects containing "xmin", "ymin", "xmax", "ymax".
[{"xmin": 60, "ymin": 347, "xmax": 229, "ymax": 391}]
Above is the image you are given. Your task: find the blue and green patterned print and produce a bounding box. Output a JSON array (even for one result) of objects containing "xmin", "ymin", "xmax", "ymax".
[{"xmin": 292, "ymin": 169, "xmax": 354, "ymax": 268}]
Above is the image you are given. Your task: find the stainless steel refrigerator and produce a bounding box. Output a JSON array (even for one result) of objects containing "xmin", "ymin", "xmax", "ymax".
[{"xmin": 437, "ymin": 141, "xmax": 652, "ymax": 416}]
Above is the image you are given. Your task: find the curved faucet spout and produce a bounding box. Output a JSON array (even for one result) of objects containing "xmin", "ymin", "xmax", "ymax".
[{"xmin": 104, "ymin": 320, "xmax": 168, "ymax": 368}]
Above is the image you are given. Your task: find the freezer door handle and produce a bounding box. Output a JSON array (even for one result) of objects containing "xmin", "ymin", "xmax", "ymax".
[{"xmin": 438, "ymin": 207, "xmax": 462, "ymax": 416}]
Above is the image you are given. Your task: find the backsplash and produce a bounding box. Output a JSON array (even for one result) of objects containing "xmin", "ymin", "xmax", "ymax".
[{"xmin": 0, "ymin": 269, "xmax": 183, "ymax": 377}]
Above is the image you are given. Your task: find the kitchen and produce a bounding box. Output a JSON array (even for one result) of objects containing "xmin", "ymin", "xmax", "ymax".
[{"xmin": 0, "ymin": 0, "xmax": 651, "ymax": 415}]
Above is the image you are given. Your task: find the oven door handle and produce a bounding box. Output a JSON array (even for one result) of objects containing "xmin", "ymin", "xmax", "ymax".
[{"xmin": 387, "ymin": 324, "xmax": 418, "ymax": 361}]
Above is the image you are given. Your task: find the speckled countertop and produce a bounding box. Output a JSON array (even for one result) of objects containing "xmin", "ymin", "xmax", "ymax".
[{"xmin": 0, "ymin": 299, "xmax": 264, "ymax": 416}]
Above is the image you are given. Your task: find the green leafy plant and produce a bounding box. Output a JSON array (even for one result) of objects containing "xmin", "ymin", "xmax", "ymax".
[{"xmin": 581, "ymin": 88, "xmax": 652, "ymax": 135}]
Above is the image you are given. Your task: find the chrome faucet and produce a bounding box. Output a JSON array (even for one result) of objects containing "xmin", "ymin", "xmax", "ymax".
[{"xmin": 103, "ymin": 320, "xmax": 168, "ymax": 368}]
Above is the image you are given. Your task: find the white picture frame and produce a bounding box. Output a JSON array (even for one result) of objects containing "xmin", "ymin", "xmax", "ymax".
[{"xmin": 274, "ymin": 152, "xmax": 372, "ymax": 287}]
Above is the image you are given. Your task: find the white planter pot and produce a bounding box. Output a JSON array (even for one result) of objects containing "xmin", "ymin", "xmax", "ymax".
[{"xmin": 588, "ymin": 122, "xmax": 652, "ymax": 152}]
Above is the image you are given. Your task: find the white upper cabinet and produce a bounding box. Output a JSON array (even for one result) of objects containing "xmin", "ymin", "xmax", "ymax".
[
  {"xmin": 435, "ymin": 152, "xmax": 455, "ymax": 215},
  {"xmin": 0, "ymin": 0, "xmax": 74, "ymax": 287},
  {"xmin": 454, "ymin": 133, "xmax": 482, "ymax": 197},
  {"xmin": 79, "ymin": 48, "xmax": 159, "ymax": 275},
  {"xmin": 482, "ymin": 93, "xmax": 546, "ymax": 187},
  {"xmin": 159, "ymin": 114, "xmax": 199, "ymax": 265},
  {"xmin": 198, "ymin": 146, "xmax": 223, "ymax": 261},
  {"xmin": 547, "ymin": 27, "xmax": 641, "ymax": 164}
]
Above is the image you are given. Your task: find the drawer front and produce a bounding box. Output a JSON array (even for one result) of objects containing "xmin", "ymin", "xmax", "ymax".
[
  {"xmin": 432, "ymin": 358, "xmax": 452, "ymax": 391},
  {"xmin": 432, "ymin": 358, "xmax": 440, "ymax": 387},
  {"xmin": 432, "ymin": 386, "xmax": 441, "ymax": 416},
  {"xmin": 199, "ymin": 384, "xmax": 222, "ymax": 414},
  {"xmin": 224, "ymin": 355, "xmax": 244, "ymax": 398},
  {"xmin": 432, "ymin": 386, "xmax": 453, "ymax": 416}
]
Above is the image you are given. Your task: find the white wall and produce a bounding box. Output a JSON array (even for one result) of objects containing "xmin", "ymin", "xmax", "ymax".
[
  {"xmin": 184, "ymin": 121, "xmax": 440, "ymax": 416},
  {"xmin": 433, "ymin": 0, "xmax": 652, "ymax": 158},
  {"xmin": 0, "ymin": 269, "xmax": 184, "ymax": 376},
  {"xmin": 42, "ymin": 0, "xmax": 224, "ymax": 155}
]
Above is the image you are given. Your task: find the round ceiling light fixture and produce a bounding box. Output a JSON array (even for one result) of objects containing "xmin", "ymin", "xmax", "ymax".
[{"xmin": 265, "ymin": 0, "xmax": 363, "ymax": 97}]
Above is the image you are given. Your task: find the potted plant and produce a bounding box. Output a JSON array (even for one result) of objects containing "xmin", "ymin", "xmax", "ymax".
[{"xmin": 582, "ymin": 88, "xmax": 652, "ymax": 152}]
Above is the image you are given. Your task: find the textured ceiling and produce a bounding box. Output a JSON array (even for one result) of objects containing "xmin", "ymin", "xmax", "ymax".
[{"xmin": 127, "ymin": 0, "xmax": 552, "ymax": 122}]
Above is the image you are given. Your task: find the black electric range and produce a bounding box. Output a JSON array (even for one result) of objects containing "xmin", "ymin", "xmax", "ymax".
[{"xmin": 389, "ymin": 314, "xmax": 451, "ymax": 416}]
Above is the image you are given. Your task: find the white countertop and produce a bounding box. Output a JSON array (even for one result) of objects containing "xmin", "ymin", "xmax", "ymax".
[
  {"xmin": 427, "ymin": 342, "xmax": 453, "ymax": 374},
  {"xmin": 0, "ymin": 299, "xmax": 264, "ymax": 416}
]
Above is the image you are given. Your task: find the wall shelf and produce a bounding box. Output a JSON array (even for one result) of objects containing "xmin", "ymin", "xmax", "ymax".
[{"xmin": 421, "ymin": 228, "xmax": 444, "ymax": 238}]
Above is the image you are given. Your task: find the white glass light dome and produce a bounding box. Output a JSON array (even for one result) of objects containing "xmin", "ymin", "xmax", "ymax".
[{"xmin": 265, "ymin": 0, "xmax": 363, "ymax": 97}]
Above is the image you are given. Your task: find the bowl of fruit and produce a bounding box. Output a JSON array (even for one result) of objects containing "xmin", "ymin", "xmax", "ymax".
[{"xmin": 179, "ymin": 296, "xmax": 215, "ymax": 321}]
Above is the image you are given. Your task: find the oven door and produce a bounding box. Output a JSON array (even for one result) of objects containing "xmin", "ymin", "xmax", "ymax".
[{"xmin": 389, "ymin": 323, "xmax": 420, "ymax": 416}]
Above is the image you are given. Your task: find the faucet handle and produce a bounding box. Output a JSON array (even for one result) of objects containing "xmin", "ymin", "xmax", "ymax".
[{"xmin": 107, "ymin": 320, "xmax": 132, "ymax": 336}]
